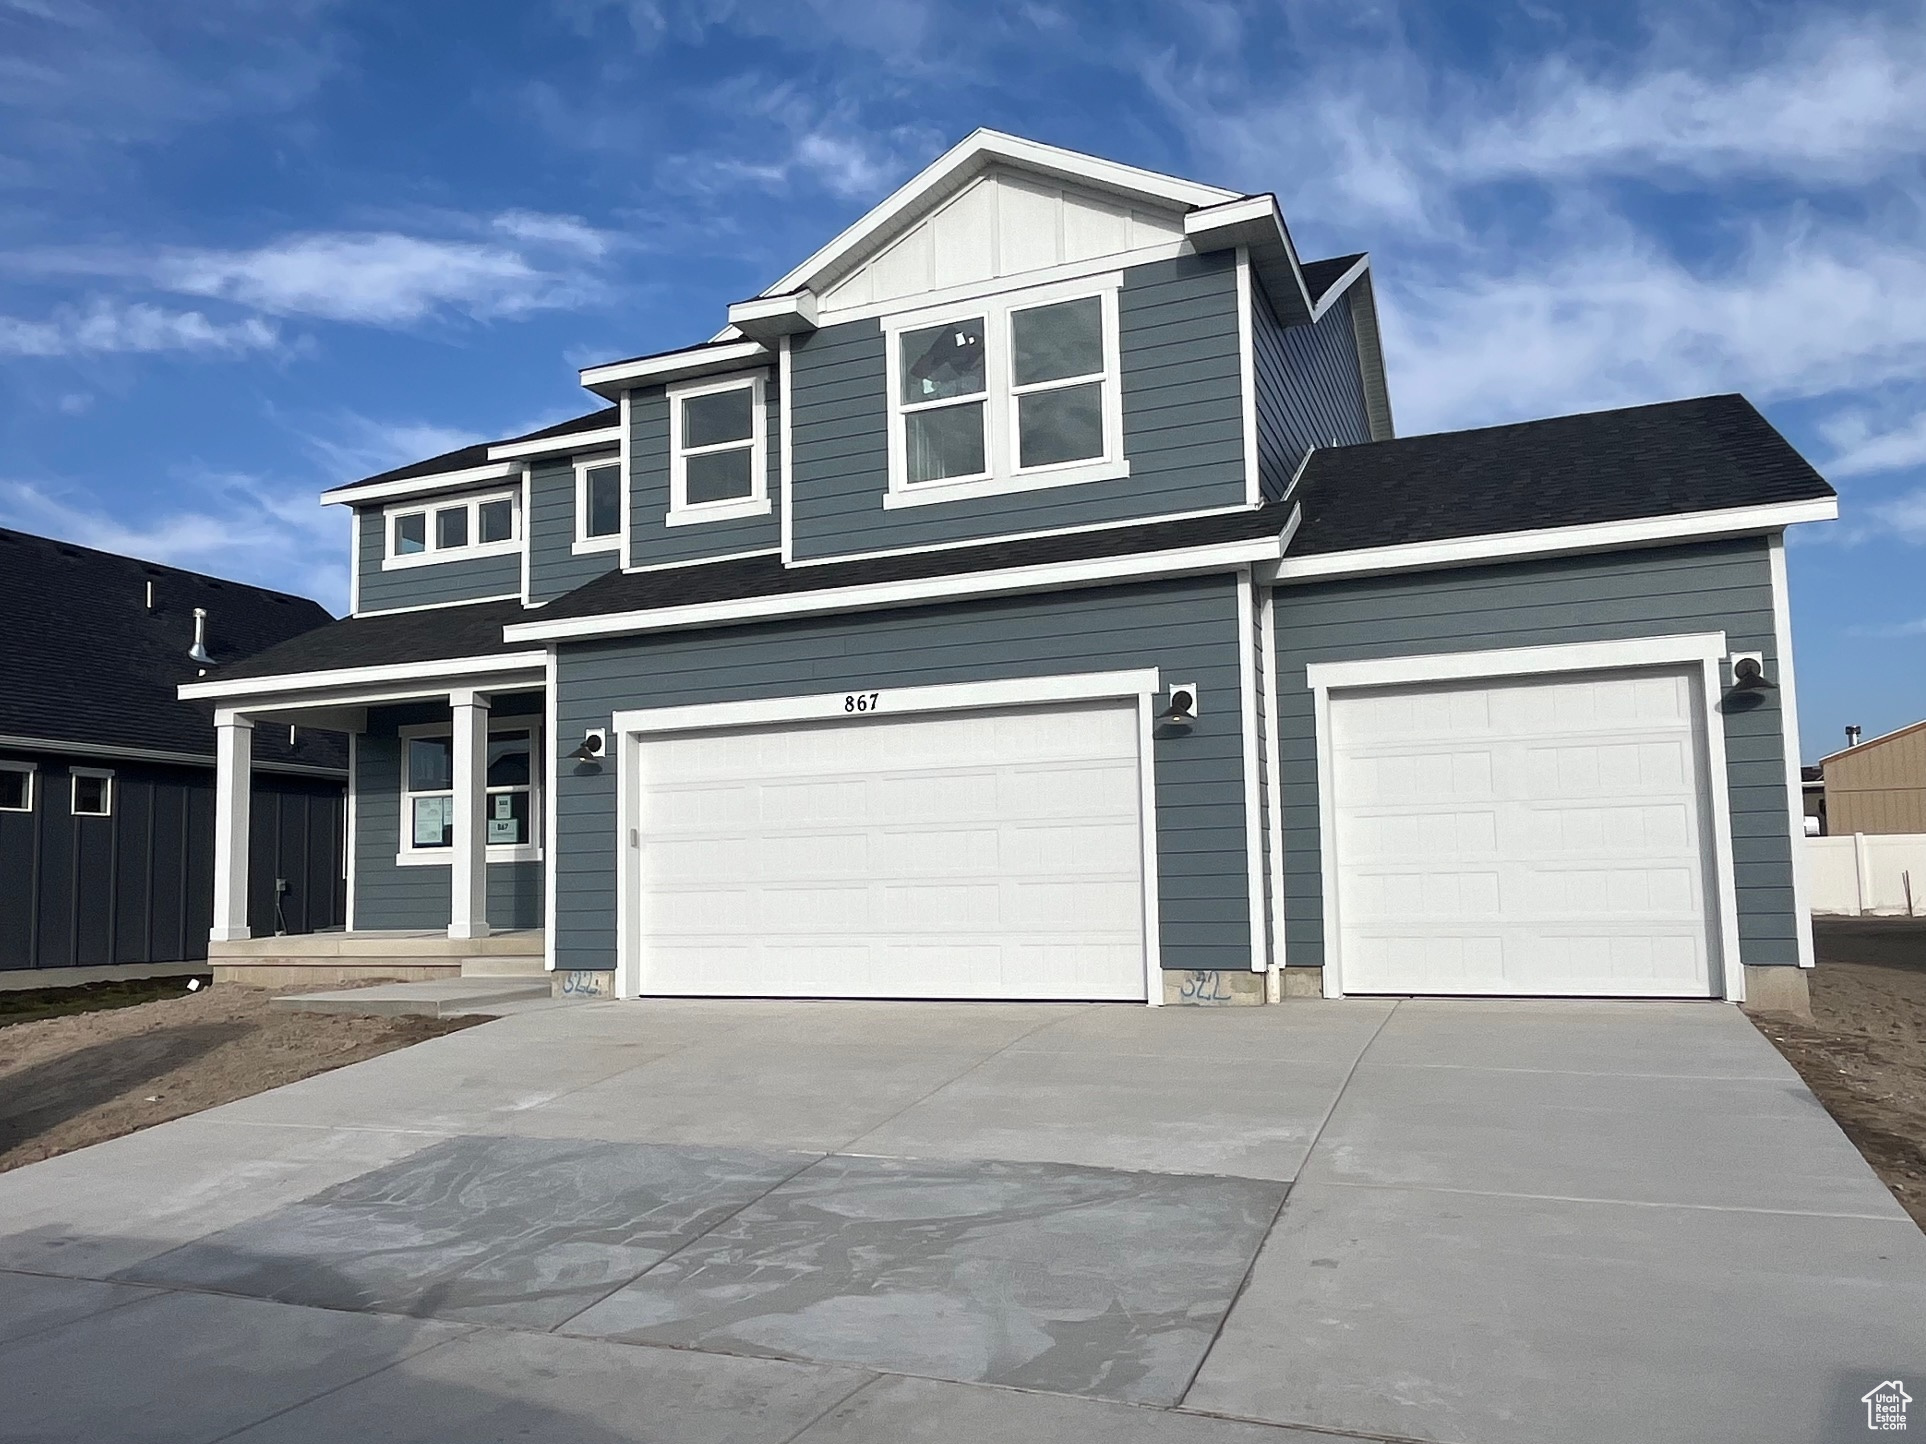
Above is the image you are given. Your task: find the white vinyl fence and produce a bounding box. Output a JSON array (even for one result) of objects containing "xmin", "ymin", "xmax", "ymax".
[{"xmin": 1807, "ymin": 833, "xmax": 1926, "ymax": 916}]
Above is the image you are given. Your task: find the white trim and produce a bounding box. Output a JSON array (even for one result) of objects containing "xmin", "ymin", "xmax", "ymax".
[
  {"xmin": 181, "ymin": 651, "xmax": 550, "ymax": 702},
  {"xmin": 1182, "ymin": 194, "xmax": 1314, "ymax": 325},
  {"xmin": 816, "ymin": 241, "xmax": 1192, "ymax": 328},
  {"xmin": 1305, "ymin": 632, "xmax": 1744, "ymax": 1003},
  {"xmin": 70, "ymin": 765, "xmax": 113, "ymax": 817},
  {"xmin": 488, "ymin": 425, "xmax": 623, "ymax": 462},
  {"xmin": 666, "ymin": 372, "xmax": 770, "ymax": 526},
  {"xmin": 395, "ymin": 717, "xmax": 543, "ymax": 868},
  {"xmin": 618, "ymin": 388, "xmax": 633, "ymax": 571},
  {"xmin": 0, "ymin": 733, "xmax": 340, "ymax": 779},
  {"xmin": 1258, "ymin": 587, "xmax": 1286, "ymax": 972},
  {"xmin": 1307, "ymin": 253, "xmax": 1371, "ymax": 321},
  {"xmin": 727, "ymin": 290, "xmax": 818, "ymax": 341},
  {"xmin": 381, "ymin": 488, "xmax": 522, "ymax": 570},
  {"xmin": 1236, "ymin": 568, "xmax": 1265, "ymax": 972},
  {"xmin": 345, "ymin": 733, "xmax": 358, "ymax": 931},
  {"xmin": 543, "ymin": 650, "xmax": 559, "ymax": 973},
  {"xmin": 881, "ymin": 273, "xmax": 1126, "ymax": 508},
  {"xmin": 1236, "ymin": 247, "xmax": 1259, "ymax": 507},
  {"xmin": 756, "ymin": 129, "xmax": 1236, "ymax": 303},
  {"xmin": 581, "ymin": 339, "xmax": 770, "ymax": 398},
  {"xmin": 1281, "ymin": 446, "xmax": 1314, "ymax": 504},
  {"xmin": 322, "ymin": 460, "xmax": 520, "ymax": 507},
  {"xmin": 610, "ymin": 666, "xmax": 1164, "ymax": 1004},
  {"xmin": 572, "ymin": 454, "xmax": 625, "ymax": 552},
  {"xmin": 0, "ymin": 759, "xmax": 34, "ymax": 813},
  {"xmin": 352, "ymin": 592, "xmax": 521, "ymax": 620},
  {"xmin": 788, "ymin": 500, "xmax": 1257, "ymax": 569},
  {"xmin": 1271, "ymin": 498, "xmax": 1840, "ymax": 584},
  {"xmin": 519, "ymin": 465, "xmax": 533, "ymax": 603},
  {"xmin": 506, "ymin": 534, "xmax": 1288, "ymax": 644},
  {"xmin": 778, "ymin": 334, "xmax": 795, "ymax": 564},
  {"xmin": 347, "ymin": 514, "xmax": 360, "ymax": 615},
  {"xmin": 1769, "ymin": 535, "xmax": 1817, "ymax": 970},
  {"xmin": 621, "ymin": 546, "xmax": 781, "ymax": 576}
]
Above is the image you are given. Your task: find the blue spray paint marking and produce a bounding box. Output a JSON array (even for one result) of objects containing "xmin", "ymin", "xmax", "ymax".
[
  {"xmin": 560, "ymin": 971, "xmax": 610, "ymax": 997},
  {"xmin": 1177, "ymin": 970, "xmax": 1232, "ymax": 1003}
]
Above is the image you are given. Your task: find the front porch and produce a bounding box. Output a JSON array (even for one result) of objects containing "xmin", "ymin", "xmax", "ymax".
[{"xmin": 209, "ymin": 928, "xmax": 546, "ymax": 989}]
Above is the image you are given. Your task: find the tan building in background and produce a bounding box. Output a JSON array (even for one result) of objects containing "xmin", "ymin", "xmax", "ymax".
[{"xmin": 1819, "ymin": 720, "xmax": 1926, "ymax": 834}]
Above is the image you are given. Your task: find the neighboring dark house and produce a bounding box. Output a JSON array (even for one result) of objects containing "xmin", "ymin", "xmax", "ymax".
[
  {"xmin": 1, "ymin": 528, "xmax": 347, "ymax": 979},
  {"xmin": 186, "ymin": 130, "xmax": 1837, "ymax": 1013}
]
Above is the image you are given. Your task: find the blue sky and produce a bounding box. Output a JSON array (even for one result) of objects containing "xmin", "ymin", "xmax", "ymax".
[{"xmin": 1, "ymin": 0, "xmax": 1921, "ymax": 761}]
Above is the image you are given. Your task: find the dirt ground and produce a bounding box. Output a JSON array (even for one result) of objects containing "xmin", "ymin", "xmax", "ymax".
[
  {"xmin": 0, "ymin": 983, "xmax": 480, "ymax": 1174},
  {"xmin": 1749, "ymin": 918, "xmax": 1926, "ymax": 1230}
]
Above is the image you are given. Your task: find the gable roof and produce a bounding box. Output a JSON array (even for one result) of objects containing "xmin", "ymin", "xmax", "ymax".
[
  {"xmin": 321, "ymin": 406, "xmax": 621, "ymax": 503},
  {"xmin": 1818, "ymin": 716, "xmax": 1926, "ymax": 766},
  {"xmin": 1285, "ymin": 394, "xmax": 1835, "ymax": 560},
  {"xmin": 208, "ymin": 597, "xmax": 537, "ymax": 684},
  {"xmin": 756, "ymin": 130, "xmax": 1240, "ymax": 303},
  {"xmin": 0, "ymin": 528, "xmax": 345, "ymax": 772}
]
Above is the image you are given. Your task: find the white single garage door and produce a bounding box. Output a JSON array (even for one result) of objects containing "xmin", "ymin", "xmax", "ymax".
[
  {"xmin": 1329, "ymin": 666, "xmax": 1720, "ymax": 997},
  {"xmin": 633, "ymin": 700, "xmax": 1147, "ymax": 1000}
]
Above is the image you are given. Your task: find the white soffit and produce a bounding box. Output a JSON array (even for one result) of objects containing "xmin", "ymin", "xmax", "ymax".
[{"xmin": 816, "ymin": 167, "xmax": 1190, "ymax": 318}]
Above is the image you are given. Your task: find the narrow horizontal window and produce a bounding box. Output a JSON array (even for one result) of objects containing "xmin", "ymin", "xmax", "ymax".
[{"xmin": 383, "ymin": 490, "xmax": 520, "ymax": 565}]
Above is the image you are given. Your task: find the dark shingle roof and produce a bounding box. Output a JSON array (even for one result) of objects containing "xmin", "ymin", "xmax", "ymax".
[
  {"xmin": 0, "ymin": 529, "xmax": 345, "ymax": 770},
  {"xmin": 212, "ymin": 598, "xmax": 537, "ymax": 683},
  {"xmin": 531, "ymin": 507, "xmax": 1297, "ymax": 625},
  {"xmin": 1289, "ymin": 394, "xmax": 1833, "ymax": 557},
  {"xmin": 1299, "ymin": 253, "xmax": 1365, "ymax": 310},
  {"xmin": 339, "ymin": 408, "xmax": 619, "ymax": 492}
]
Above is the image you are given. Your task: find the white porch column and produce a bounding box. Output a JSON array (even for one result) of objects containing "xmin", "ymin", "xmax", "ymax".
[
  {"xmin": 449, "ymin": 690, "xmax": 491, "ymax": 940},
  {"xmin": 210, "ymin": 711, "xmax": 254, "ymax": 943}
]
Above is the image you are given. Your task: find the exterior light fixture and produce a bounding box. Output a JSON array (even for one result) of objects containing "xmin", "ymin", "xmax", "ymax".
[
  {"xmin": 1729, "ymin": 654, "xmax": 1775, "ymax": 693},
  {"xmin": 1159, "ymin": 683, "xmax": 1199, "ymax": 726},
  {"xmin": 568, "ymin": 729, "xmax": 607, "ymax": 761}
]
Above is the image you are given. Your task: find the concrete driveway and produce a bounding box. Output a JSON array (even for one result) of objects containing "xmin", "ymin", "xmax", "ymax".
[{"xmin": 1, "ymin": 997, "xmax": 1922, "ymax": 1444}]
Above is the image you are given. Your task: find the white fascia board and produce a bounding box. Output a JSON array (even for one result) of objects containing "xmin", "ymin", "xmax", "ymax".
[
  {"xmin": 0, "ymin": 732, "xmax": 346, "ymax": 779},
  {"xmin": 727, "ymin": 290, "xmax": 819, "ymax": 341},
  {"xmin": 506, "ymin": 533, "xmax": 1288, "ymax": 644},
  {"xmin": 1183, "ymin": 194, "xmax": 1313, "ymax": 324},
  {"xmin": 179, "ymin": 651, "xmax": 550, "ymax": 703},
  {"xmin": 579, "ymin": 340, "xmax": 771, "ymax": 399},
  {"xmin": 487, "ymin": 427, "xmax": 623, "ymax": 462},
  {"xmin": 1268, "ymin": 497, "xmax": 1839, "ymax": 584},
  {"xmin": 1305, "ymin": 631, "xmax": 1728, "ymax": 693},
  {"xmin": 1307, "ymin": 254, "xmax": 1371, "ymax": 321},
  {"xmin": 320, "ymin": 460, "xmax": 521, "ymax": 508},
  {"xmin": 758, "ymin": 129, "xmax": 1239, "ymax": 301}
]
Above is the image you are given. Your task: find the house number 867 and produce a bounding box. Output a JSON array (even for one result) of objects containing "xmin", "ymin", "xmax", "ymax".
[{"xmin": 843, "ymin": 693, "xmax": 880, "ymax": 713}]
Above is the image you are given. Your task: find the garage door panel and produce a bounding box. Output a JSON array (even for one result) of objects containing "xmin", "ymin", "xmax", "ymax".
[
  {"xmin": 633, "ymin": 699, "xmax": 1147, "ymax": 1000},
  {"xmin": 1332, "ymin": 665, "xmax": 1718, "ymax": 998}
]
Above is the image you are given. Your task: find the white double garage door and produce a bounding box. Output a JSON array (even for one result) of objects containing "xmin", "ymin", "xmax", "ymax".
[
  {"xmin": 631, "ymin": 700, "xmax": 1150, "ymax": 1001},
  {"xmin": 621, "ymin": 659, "xmax": 1729, "ymax": 1001}
]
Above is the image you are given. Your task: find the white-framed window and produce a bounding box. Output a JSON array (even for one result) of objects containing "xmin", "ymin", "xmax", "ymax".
[
  {"xmin": 882, "ymin": 274, "xmax": 1127, "ymax": 508},
  {"xmin": 70, "ymin": 767, "xmax": 112, "ymax": 817},
  {"xmin": 573, "ymin": 455, "xmax": 623, "ymax": 553},
  {"xmin": 397, "ymin": 722, "xmax": 541, "ymax": 865},
  {"xmin": 0, "ymin": 761, "xmax": 33, "ymax": 813},
  {"xmin": 384, "ymin": 489, "xmax": 521, "ymax": 569},
  {"xmin": 666, "ymin": 373, "xmax": 769, "ymax": 526}
]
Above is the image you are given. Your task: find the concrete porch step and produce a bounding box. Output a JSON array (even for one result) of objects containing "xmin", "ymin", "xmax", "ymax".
[
  {"xmin": 270, "ymin": 979, "xmax": 554, "ymax": 1019},
  {"xmin": 460, "ymin": 955, "xmax": 549, "ymax": 979},
  {"xmin": 213, "ymin": 930, "xmax": 544, "ymax": 960}
]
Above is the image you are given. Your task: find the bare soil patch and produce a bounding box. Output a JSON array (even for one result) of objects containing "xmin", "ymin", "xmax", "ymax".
[
  {"xmin": 1748, "ymin": 919, "xmax": 1926, "ymax": 1230},
  {"xmin": 0, "ymin": 982, "xmax": 481, "ymax": 1173}
]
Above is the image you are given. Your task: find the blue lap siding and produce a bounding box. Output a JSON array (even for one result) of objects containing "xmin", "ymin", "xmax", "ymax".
[
  {"xmin": 1251, "ymin": 287, "xmax": 1373, "ymax": 501},
  {"xmin": 1269, "ymin": 537, "xmax": 1800, "ymax": 970},
  {"xmin": 354, "ymin": 502, "xmax": 522, "ymax": 615},
  {"xmin": 528, "ymin": 455, "xmax": 621, "ymax": 605},
  {"xmin": 550, "ymin": 576, "xmax": 1253, "ymax": 976}
]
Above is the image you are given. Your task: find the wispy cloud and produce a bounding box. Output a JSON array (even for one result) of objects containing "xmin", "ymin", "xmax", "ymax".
[
  {"xmin": 1821, "ymin": 411, "xmax": 1926, "ymax": 479},
  {"xmin": 0, "ymin": 299, "xmax": 279, "ymax": 357},
  {"xmin": 297, "ymin": 413, "xmax": 489, "ymax": 488}
]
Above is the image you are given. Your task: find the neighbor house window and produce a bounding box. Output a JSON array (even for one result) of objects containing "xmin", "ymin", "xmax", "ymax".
[
  {"xmin": 883, "ymin": 277, "xmax": 1125, "ymax": 507},
  {"xmin": 0, "ymin": 762, "xmax": 33, "ymax": 812},
  {"xmin": 71, "ymin": 769, "xmax": 112, "ymax": 817},
  {"xmin": 384, "ymin": 489, "xmax": 521, "ymax": 568},
  {"xmin": 574, "ymin": 458, "xmax": 623, "ymax": 551},
  {"xmin": 398, "ymin": 723, "xmax": 541, "ymax": 862},
  {"xmin": 666, "ymin": 375, "xmax": 768, "ymax": 525}
]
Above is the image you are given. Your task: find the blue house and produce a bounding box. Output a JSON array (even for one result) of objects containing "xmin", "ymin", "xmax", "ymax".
[{"xmin": 185, "ymin": 131, "xmax": 1834, "ymax": 1010}]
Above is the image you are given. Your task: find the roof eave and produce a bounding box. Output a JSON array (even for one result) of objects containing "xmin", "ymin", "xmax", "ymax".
[{"xmin": 578, "ymin": 338, "xmax": 773, "ymax": 400}]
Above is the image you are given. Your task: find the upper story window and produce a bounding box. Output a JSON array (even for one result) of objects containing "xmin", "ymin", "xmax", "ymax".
[
  {"xmin": 385, "ymin": 490, "xmax": 520, "ymax": 570},
  {"xmin": 0, "ymin": 761, "xmax": 33, "ymax": 812},
  {"xmin": 667, "ymin": 374, "xmax": 769, "ymax": 527},
  {"xmin": 574, "ymin": 458, "xmax": 622, "ymax": 554},
  {"xmin": 883, "ymin": 275, "xmax": 1127, "ymax": 509}
]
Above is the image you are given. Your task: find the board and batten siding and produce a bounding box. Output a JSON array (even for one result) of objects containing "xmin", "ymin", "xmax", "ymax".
[
  {"xmin": 528, "ymin": 455, "xmax": 622, "ymax": 605},
  {"xmin": 551, "ymin": 576, "xmax": 1251, "ymax": 976},
  {"xmin": 624, "ymin": 373, "xmax": 782, "ymax": 569},
  {"xmin": 1251, "ymin": 286, "xmax": 1373, "ymax": 502},
  {"xmin": 354, "ymin": 502, "xmax": 523, "ymax": 615},
  {"xmin": 1269, "ymin": 537, "xmax": 1801, "ymax": 970},
  {"xmin": 785, "ymin": 251, "xmax": 1248, "ymax": 562},
  {"xmin": 350, "ymin": 702, "xmax": 542, "ymax": 931}
]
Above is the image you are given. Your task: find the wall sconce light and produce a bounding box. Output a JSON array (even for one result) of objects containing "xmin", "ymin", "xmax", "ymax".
[
  {"xmin": 1159, "ymin": 683, "xmax": 1200, "ymax": 726},
  {"xmin": 1728, "ymin": 653, "xmax": 1775, "ymax": 693},
  {"xmin": 568, "ymin": 728, "xmax": 607, "ymax": 761}
]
